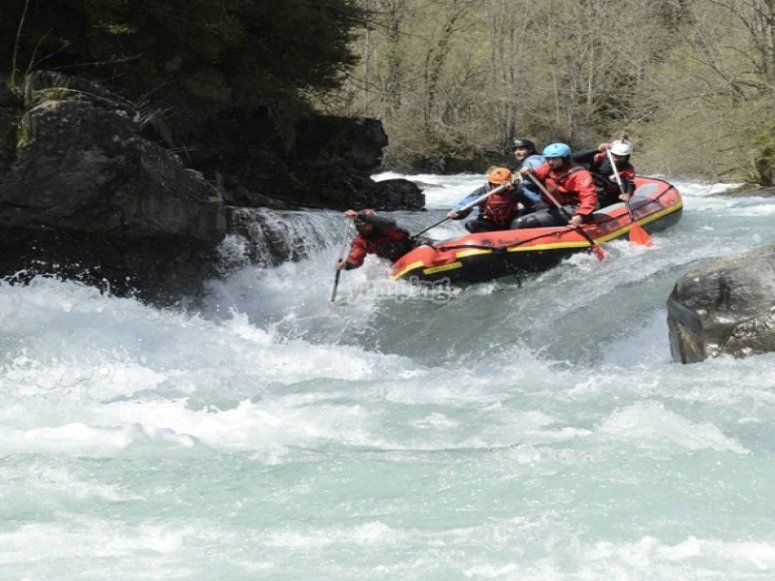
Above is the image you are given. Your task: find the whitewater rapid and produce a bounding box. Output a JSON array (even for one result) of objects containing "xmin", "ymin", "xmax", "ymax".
[{"xmin": 2, "ymin": 174, "xmax": 775, "ymax": 580}]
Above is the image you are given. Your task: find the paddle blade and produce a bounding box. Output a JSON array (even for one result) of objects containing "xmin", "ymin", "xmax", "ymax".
[
  {"xmin": 629, "ymin": 222, "xmax": 653, "ymax": 247},
  {"xmin": 330, "ymin": 268, "xmax": 342, "ymax": 303},
  {"xmin": 572, "ymin": 224, "xmax": 607, "ymax": 261},
  {"xmin": 591, "ymin": 243, "xmax": 607, "ymax": 261}
]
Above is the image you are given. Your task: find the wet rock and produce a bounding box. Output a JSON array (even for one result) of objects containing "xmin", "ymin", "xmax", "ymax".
[
  {"xmin": 0, "ymin": 71, "xmax": 424, "ymax": 303},
  {"xmin": 667, "ymin": 243, "xmax": 775, "ymax": 363},
  {"xmin": 0, "ymin": 71, "xmax": 226, "ymax": 304}
]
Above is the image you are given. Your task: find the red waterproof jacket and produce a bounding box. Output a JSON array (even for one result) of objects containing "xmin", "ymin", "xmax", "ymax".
[
  {"xmin": 531, "ymin": 162, "xmax": 598, "ymax": 217},
  {"xmin": 345, "ymin": 214, "xmax": 414, "ymax": 269}
]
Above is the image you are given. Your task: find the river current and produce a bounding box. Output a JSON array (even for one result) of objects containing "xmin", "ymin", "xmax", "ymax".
[{"xmin": 1, "ymin": 172, "xmax": 774, "ymax": 580}]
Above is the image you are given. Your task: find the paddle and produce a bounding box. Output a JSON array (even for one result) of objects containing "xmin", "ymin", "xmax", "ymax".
[
  {"xmin": 330, "ymin": 219, "xmax": 352, "ymax": 303},
  {"xmin": 605, "ymin": 147, "xmax": 653, "ymax": 247},
  {"xmin": 523, "ymin": 172, "xmax": 606, "ymax": 261},
  {"xmin": 411, "ymin": 181, "xmax": 511, "ymax": 238}
]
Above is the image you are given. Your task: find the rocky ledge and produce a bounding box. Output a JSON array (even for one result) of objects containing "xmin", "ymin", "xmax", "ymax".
[{"xmin": 0, "ymin": 71, "xmax": 424, "ymax": 304}]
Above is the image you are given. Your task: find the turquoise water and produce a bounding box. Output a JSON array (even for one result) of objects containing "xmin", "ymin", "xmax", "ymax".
[{"xmin": 2, "ymin": 176, "xmax": 775, "ymax": 580}]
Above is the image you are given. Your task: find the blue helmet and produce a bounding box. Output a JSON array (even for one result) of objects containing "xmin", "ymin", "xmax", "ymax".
[{"xmin": 542, "ymin": 142, "xmax": 572, "ymax": 158}]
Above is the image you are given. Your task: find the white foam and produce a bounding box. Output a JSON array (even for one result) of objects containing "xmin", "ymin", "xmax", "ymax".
[
  {"xmin": 586, "ymin": 535, "xmax": 775, "ymax": 572},
  {"xmin": 265, "ymin": 521, "xmax": 399, "ymax": 549},
  {"xmin": 597, "ymin": 401, "xmax": 748, "ymax": 453}
]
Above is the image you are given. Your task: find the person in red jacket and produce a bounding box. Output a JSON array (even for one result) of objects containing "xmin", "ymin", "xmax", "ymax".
[
  {"xmin": 335, "ymin": 209, "xmax": 416, "ymax": 271},
  {"xmin": 513, "ymin": 142, "xmax": 599, "ymax": 229},
  {"xmin": 573, "ymin": 138, "xmax": 636, "ymax": 207},
  {"xmin": 446, "ymin": 167, "xmax": 531, "ymax": 232}
]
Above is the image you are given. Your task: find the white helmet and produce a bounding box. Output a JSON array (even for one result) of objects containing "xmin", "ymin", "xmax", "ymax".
[{"xmin": 610, "ymin": 140, "xmax": 633, "ymax": 156}]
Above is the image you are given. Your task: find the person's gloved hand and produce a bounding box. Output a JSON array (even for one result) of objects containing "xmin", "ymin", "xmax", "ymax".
[{"xmin": 567, "ymin": 215, "xmax": 583, "ymax": 228}]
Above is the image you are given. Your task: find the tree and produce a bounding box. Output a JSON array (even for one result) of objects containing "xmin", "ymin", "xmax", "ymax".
[
  {"xmin": 632, "ymin": 0, "xmax": 775, "ymax": 182},
  {"xmin": 3, "ymin": 0, "xmax": 361, "ymax": 102},
  {"xmin": 3, "ymin": 0, "xmax": 365, "ymax": 180}
]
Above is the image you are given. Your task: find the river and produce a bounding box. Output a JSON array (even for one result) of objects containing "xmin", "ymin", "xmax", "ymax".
[{"xmin": 1, "ymin": 172, "xmax": 774, "ymax": 580}]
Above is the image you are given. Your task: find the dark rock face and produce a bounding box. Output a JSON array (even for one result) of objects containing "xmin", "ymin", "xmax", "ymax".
[
  {"xmin": 263, "ymin": 114, "xmax": 424, "ymax": 211},
  {"xmin": 0, "ymin": 71, "xmax": 226, "ymax": 303},
  {"xmin": 667, "ymin": 244, "xmax": 775, "ymax": 363},
  {"xmin": 370, "ymin": 178, "xmax": 425, "ymax": 211},
  {"xmin": 205, "ymin": 109, "xmax": 424, "ymax": 213},
  {"xmin": 295, "ymin": 115, "xmax": 387, "ymax": 171},
  {"xmin": 0, "ymin": 71, "xmax": 425, "ymax": 303}
]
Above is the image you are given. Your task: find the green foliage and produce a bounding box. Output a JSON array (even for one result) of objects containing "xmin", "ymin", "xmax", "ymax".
[
  {"xmin": 2, "ymin": 0, "xmax": 360, "ymax": 103},
  {"xmin": 752, "ymin": 126, "xmax": 775, "ymax": 186},
  {"xmin": 2, "ymin": 0, "xmax": 363, "ymax": 181},
  {"xmin": 327, "ymin": 0, "xmax": 775, "ymax": 179},
  {"xmin": 6, "ymin": 0, "xmax": 775, "ymax": 181}
]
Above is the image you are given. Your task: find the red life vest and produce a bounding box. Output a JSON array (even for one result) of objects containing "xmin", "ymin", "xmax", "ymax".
[
  {"xmin": 481, "ymin": 191, "xmax": 520, "ymax": 227},
  {"xmin": 590, "ymin": 152, "xmax": 636, "ymax": 196}
]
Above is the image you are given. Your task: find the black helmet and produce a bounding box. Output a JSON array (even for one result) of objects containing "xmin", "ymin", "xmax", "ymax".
[
  {"xmin": 354, "ymin": 209, "xmax": 375, "ymax": 228},
  {"xmin": 512, "ymin": 138, "xmax": 536, "ymax": 152}
]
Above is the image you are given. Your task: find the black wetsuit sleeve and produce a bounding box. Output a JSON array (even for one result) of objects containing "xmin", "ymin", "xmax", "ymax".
[{"xmin": 572, "ymin": 149, "xmax": 599, "ymax": 166}]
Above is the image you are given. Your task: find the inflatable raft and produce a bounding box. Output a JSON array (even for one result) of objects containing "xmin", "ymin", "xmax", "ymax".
[{"xmin": 391, "ymin": 176, "xmax": 682, "ymax": 284}]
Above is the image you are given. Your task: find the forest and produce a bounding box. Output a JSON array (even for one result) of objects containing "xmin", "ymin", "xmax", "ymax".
[
  {"xmin": 3, "ymin": 0, "xmax": 775, "ymax": 184},
  {"xmin": 328, "ymin": 0, "xmax": 775, "ymax": 184},
  {"xmin": 0, "ymin": 0, "xmax": 362, "ymax": 189}
]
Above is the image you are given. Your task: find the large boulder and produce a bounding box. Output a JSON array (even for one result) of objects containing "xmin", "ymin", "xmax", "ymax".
[
  {"xmin": 282, "ymin": 114, "xmax": 424, "ymax": 210},
  {"xmin": 294, "ymin": 115, "xmax": 387, "ymax": 171},
  {"xmin": 370, "ymin": 178, "xmax": 425, "ymax": 211},
  {"xmin": 0, "ymin": 71, "xmax": 226, "ymax": 303},
  {"xmin": 226, "ymin": 112, "xmax": 424, "ymax": 211},
  {"xmin": 667, "ymin": 243, "xmax": 775, "ymax": 363}
]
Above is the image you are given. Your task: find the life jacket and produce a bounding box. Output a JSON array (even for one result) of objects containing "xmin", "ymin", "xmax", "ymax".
[
  {"xmin": 543, "ymin": 165, "xmax": 584, "ymax": 199},
  {"xmin": 589, "ymin": 153, "xmax": 636, "ymax": 200},
  {"xmin": 533, "ymin": 162, "xmax": 598, "ymax": 216},
  {"xmin": 361, "ymin": 227, "xmax": 414, "ymax": 263},
  {"xmin": 588, "ymin": 154, "xmax": 616, "ymax": 195},
  {"xmin": 481, "ymin": 190, "xmax": 520, "ymax": 227}
]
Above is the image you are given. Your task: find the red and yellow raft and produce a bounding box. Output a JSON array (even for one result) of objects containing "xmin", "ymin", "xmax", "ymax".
[{"xmin": 391, "ymin": 176, "xmax": 682, "ymax": 284}]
